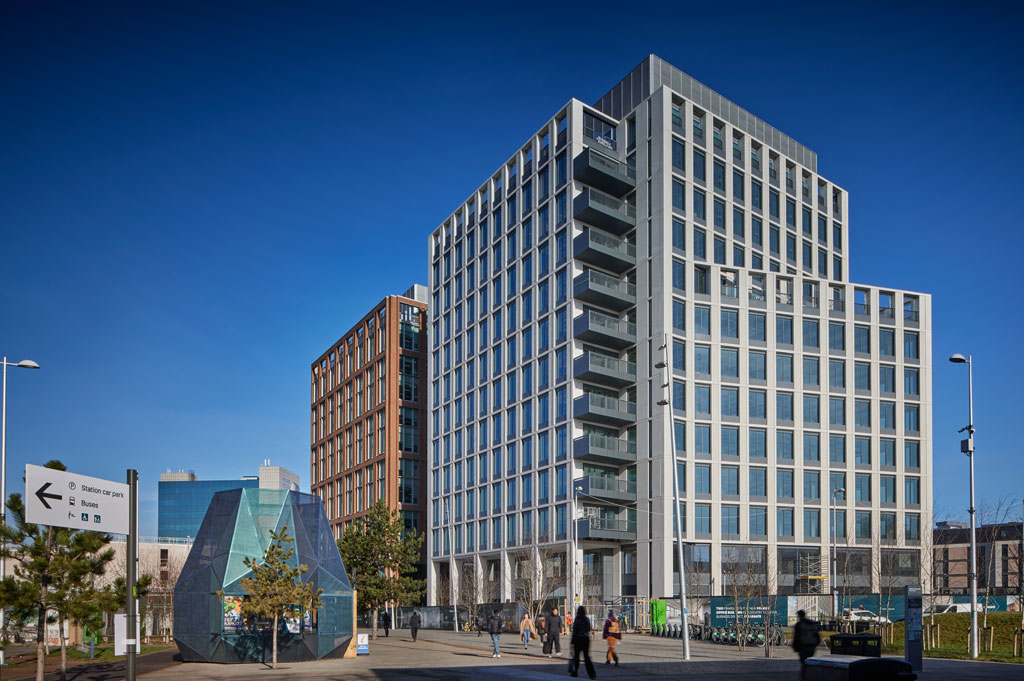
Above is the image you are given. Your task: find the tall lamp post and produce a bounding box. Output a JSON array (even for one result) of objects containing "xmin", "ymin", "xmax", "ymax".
[
  {"xmin": 830, "ymin": 488, "xmax": 845, "ymax": 623},
  {"xmin": 656, "ymin": 338, "xmax": 691, "ymax": 660},
  {"xmin": 949, "ymin": 353, "xmax": 978, "ymax": 659},
  {"xmin": 1, "ymin": 357, "xmax": 41, "ymax": 665}
]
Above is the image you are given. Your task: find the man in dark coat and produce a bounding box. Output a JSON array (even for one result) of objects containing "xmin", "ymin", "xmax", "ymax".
[
  {"xmin": 792, "ymin": 610, "xmax": 820, "ymax": 677},
  {"xmin": 546, "ymin": 607, "xmax": 563, "ymax": 657},
  {"xmin": 410, "ymin": 611, "xmax": 421, "ymax": 642},
  {"xmin": 487, "ymin": 609, "xmax": 504, "ymax": 658},
  {"xmin": 382, "ymin": 611, "xmax": 391, "ymax": 637}
]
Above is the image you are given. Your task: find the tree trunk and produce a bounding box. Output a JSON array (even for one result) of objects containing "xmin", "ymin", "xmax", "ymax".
[
  {"xmin": 59, "ymin": 618, "xmax": 67, "ymax": 681},
  {"xmin": 371, "ymin": 606, "xmax": 378, "ymax": 640},
  {"xmin": 272, "ymin": 614, "xmax": 278, "ymax": 669},
  {"xmin": 36, "ymin": 599, "xmax": 46, "ymax": 681}
]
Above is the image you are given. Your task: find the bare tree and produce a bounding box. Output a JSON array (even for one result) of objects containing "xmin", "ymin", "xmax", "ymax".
[
  {"xmin": 456, "ymin": 561, "xmax": 483, "ymax": 628},
  {"xmin": 720, "ymin": 545, "xmax": 768, "ymax": 649},
  {"xmin": 508, "ymin": 548, "xmax": 567, "ymax": 622},
  {"xmin": 976, "ymin": 496, "xmax": 1014, "ymax": 630}
]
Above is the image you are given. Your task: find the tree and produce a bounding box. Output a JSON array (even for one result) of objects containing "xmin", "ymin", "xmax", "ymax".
[
  {"xmin": 509, "ymin": 548, "xmax": 566, "ymax": 623},
  {"xmin": 0, "ymin": 460, "xmax": 115, "ymax": 681},
  {"xmin": 231, "ymin": 525, "xmax": 320, "ymax": 670},
  {"xmin": 337, "ymin": 500, "xmax": 424, "ymax": 640},
  {"xmin": 720, "ymin": 545, "xmax": 769, "ymax": 649}
]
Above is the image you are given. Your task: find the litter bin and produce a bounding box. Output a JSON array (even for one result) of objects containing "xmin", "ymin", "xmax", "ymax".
[{"xmin": 829, "ymin": 633, "xmax": 882, "ymax": 657}]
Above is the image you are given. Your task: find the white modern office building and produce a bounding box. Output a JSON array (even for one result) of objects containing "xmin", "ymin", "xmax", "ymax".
[{"xmin": 426, "ymin": 55, "xmax": 931, "ymax": 609}]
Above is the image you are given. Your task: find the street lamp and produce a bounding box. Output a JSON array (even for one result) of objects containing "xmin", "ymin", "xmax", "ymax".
[
  {"xmin": 949, "ymin": 352, "xmax": 978, "ymax": 659},
  {"xmin": 830, "ymin": 488, "xmax": 845, "ymax": 623},
  {"xmin": 656, "ymin": 338, "xmax": 690, "ymax": 660},
  {"xmin": 1, "ymin": 356, "xmax": 41, "ymax": 665}
]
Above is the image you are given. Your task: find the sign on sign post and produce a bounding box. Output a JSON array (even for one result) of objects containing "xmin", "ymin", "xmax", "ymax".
[
  {"xmin": 24, "ymin": 464, "xmax": 138, "ymax": 681},
  {"xmin": 24, "ymin": 464, "xmax": 129, "ymax": 534}
]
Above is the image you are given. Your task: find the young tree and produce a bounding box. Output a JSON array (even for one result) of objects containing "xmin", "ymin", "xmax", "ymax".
[
  {"xmin": 509, "ymin": 548, "xmax": 566, "ymax": 622},
  {"xmin": 337, "ymin": 500, "xmax": 424, "ymax": 639},
  {"xmin": 234, "ymin": 525, "xmax": 321, "ymax": 670},
  {"xmin": 0, "ymin": 460, "xmax": 115, "ymax": 681}
]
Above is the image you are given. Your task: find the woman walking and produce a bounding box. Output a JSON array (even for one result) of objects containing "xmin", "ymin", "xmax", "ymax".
[
  {"xmin": 569, "ymin": 605, "xmax": 596, "ymax": 679},
  {"xmin": 602, "ymin": 610, "xmax": 621, "ymax": 665},
  {"xmin": 520, "ymin": 612, "xmax": 538, "ymax": 649}
]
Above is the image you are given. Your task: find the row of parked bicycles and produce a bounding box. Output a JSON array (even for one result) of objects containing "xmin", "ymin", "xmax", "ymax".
[{"xmin": 650, "ymin": 622, "xmax": 786, "ymax": 647}]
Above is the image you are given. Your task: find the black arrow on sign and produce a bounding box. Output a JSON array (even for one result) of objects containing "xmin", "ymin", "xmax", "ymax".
[{"xmin": 35, "ymin": 482, "xmax": 62, "ymax": 510}]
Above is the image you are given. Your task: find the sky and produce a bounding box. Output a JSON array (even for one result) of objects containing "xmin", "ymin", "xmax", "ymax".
[{"xmin": 1, "ymin": 1, "xmax": 1022, "ymax": 535}]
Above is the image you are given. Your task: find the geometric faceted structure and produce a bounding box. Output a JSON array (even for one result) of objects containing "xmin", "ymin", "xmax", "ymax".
[{"xmin": 173, "ymin": 488, "xmax": 354, "ymax": 663}]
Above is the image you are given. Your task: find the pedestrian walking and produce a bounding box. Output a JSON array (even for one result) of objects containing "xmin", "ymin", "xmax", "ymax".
[
  {"xmin": 520, "ymin": 612, "xmax": 538, "ymax": 649},
  {"xmin": 477, "ymin": 614, "xmax": 485, "ymax": 637},
  {"xmin": 602, "ymin": 609, "xmax": 620, "ymax": 666},
  {"xmin": 546, "ymin": 607, "xmax": 563, "ymax": 657},
  {"xmin": 792, "ymin": 610, "xmax": 820, "ymax": 679},
  {"xmin": 410, "ymin": 611, "xmax": 421, "ymax": 642},
  {"xmin": 569, "ymin": 606, "xmax": 596, "ymax": 679},
  {"xmin": 382, "ymin": 611, "xmax": 392, "ymax": 638},
  {"xmin": 488, "ymin": 608, "xmax": 504, "ymax": 658}
]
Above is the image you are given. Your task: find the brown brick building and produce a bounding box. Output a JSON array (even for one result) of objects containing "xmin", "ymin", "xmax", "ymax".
[{"xmin": 310, "ymin": 285, "xmax": 428, "ymax": 574}]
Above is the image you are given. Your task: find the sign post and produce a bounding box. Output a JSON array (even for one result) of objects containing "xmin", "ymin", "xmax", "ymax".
[
  {"xmin": 904, "ymin": 586, "xmax": 923, "ymax": 671},
  {"xmin": 23, "ymin": 464, "xmax": 135, "ymax": 678},
  {"xmin": 126, "ymin": 469, "xmax": 138, "ymax": 681}
]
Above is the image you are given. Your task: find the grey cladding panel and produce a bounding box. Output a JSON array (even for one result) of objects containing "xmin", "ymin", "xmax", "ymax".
[{"xmin": 593, "ymin": 55, "xmax": 817, "ymax": 172}]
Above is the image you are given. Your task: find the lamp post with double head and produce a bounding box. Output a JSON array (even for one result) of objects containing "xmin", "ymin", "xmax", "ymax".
[
  {"xmin": 1, "ymin": 357, "xmax": 41, "ymax": 664},
  {"xmin": 656, "ymin": 338, "xmax": 690, "ymax": 660},
  {"xmin": 949, "ymin": 352, "xmax": 978, "ymax": 659}
]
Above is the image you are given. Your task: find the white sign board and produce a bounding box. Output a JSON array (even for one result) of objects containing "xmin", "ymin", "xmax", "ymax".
[
  {"xmin": 114, "ymin": 613, "xmax": 140, "ymax": 656},
  {"xmin": 25, "ymin": 464, "xmax": 129, "ymax": 534}
]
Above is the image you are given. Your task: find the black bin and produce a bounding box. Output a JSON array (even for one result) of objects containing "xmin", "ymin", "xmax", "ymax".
[
  {"xmin": 829, "ymin": 633, "xmax": 882, "ymax": 657},
  {"xmin": 806, "ymin": 656, "xmax": 916, "ymax": 681}
]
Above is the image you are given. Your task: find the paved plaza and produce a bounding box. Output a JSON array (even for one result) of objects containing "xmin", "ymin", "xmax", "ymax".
[{"xmin": 134, "ymin": 629, "xmax": 1021, "ymax": 681}]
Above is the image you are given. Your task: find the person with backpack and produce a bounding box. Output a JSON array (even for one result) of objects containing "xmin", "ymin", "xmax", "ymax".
[
  {"xmin": 792, "ymin": 610, "xmax": 820, "ymax": 677},
  {"xmin": 487, "ymin": 608, "xmax": 504, "ymax": 658},
  {"xmin": 409, "ymin": 611, "xmax": 421, "ymax": 642},
  {"xmin": 602, "ymin": 609, "xmax": 621, "ymax": 665},
  {"xmin": 569, "ymin": 605, "xmax": 596, "ymax": 679}
]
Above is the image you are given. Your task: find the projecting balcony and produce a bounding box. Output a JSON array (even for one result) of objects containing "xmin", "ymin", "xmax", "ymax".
[
  {"xmin": 574, "ymin": 271, "xmax": 636, "ymax": 312},
  {"xmin": 573, "ymin": 311, "xmax": 636, "ymax": 350},
  {"xmin": 574, "ymin": 352, "xmax": 636, "ymax": 389},
  {"xmin": 573, "ymin": 229, "xmax": 635, "ymax": 274},
  {"xmin": 574, "ymin": 147, "xmax": 636, "ymax": 197},
  {"xmin": 574, "ymin": 393, "xmax": 637, "ymax": 427},
  {"xmin": 574, "ymin": 434, "xmax": 637, "ymax": 465},
  {"xmin": 576, "ymin": 516, "xmax": 637, "ymax": 542},
  {"xmin": 574, "ymin": 188, "xmax": 636, "ymax": 235},
  {"xmin": 580, "ymin": 475, "xmax": 637, "ymax": 503}
]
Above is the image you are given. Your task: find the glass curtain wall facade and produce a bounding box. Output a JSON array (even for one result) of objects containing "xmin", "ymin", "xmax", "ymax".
[{"xmin": 426, "ymin": 55, "xmax": 931, "ymax": 606}]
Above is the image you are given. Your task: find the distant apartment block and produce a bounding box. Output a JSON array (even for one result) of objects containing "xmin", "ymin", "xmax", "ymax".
[
  {"xmin": 309, "ymin": 285, "xmax": 429, "ymax": 571},
  {"xmin": 157, "ymin": 462, "xmax": 299, "ymax": 539},
  {"xmin": 933, "ymin": 521, "xmax": 1023, "ymax": 596},
  {"xmin": 425, "ymin": 55, "xmax": 933, "ymax": 607}
]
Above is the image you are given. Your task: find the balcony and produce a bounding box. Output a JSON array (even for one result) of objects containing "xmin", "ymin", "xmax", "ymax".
[
  {"xmin": 574, "ymin": 393, "xmax": 637, "ymax": 427},
  {"xmin": 574, "ymin": 147, "xmax": 636, "ymax": 197},
  {"xmin": 573, "ymin": 311, "xmax": 636, "ymax": 350},
  {"xmin": 573, "ymin": 229, "xmax": 636, "ymax": 274},
  {"xmin": 574, "ymin": 352, "xmax": 636, "ymax": 389},
  {"xmin": 574, "ymin": 434, "xmax": 637, "ymax": 465},
  {"xmin": 580, "ymin": 475, "xmax": 637, "ymax": 503},
  {"xmin": 574, "ymin": 188, "xmax": 636, "ymax": 235},
  {"xmin": 576, "ymin": 516, "xmax": 637, "ymax": 542},
  {"xmin": 574, "ymin": 270, "xmax": 636, "ymax": 312}
]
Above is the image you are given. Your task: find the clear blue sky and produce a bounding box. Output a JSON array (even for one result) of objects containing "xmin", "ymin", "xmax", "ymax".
[{"xmin": 2, "ymin": 2, "xmax": 1022, "ymax": 534}]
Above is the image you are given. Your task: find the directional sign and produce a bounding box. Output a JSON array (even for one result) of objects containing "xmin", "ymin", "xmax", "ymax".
[{"xmin": 25, "ymin": 464, "xmax": 129, "ymax": 534}]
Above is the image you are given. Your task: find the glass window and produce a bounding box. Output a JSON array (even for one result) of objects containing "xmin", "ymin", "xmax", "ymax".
[
  {"xmin": 803, "ymin": 433, "xmax": 819, "ymax": 462},
  {"xmin": 749, "ymin": 507, "xmax": 767, "ymax": 536},
  {"xmin": 721, "ymin": 426, "xmax": 739, "ymax": 455},
  {"xmin": 880, "ymin": 329, "xmax": 895, "ymax": 356},
  {"xmin": 778, "ymin": 508, "xmax": 794, "ymax": 537},
  {"xmin": 905, "ymin": 441, "xmax": 920, "ymax": 468},
  {"xmin": 855, "ymin": 511, "xmax": 871, "ymax": 539},
  {"xmin": 749, "ymin": 351, "xmax": 766, "ymax": 380},
  {"xmin": 721, "ymin": 309, "xmax": 738, "ymax": 338},
  {"xmin": 829, "ymin": 360, "xmax": 845, "ymax": 389},
  {"xmin": 803, "ymin": 319, "xmax": 819, "ymax": 348},
  {"xmin": 695, "ymin": 504, "xmax": 711, "ymax": 534},
  {"xmin": 695, "ymin": 385, "xmax": 711, "ymax": 415},
  {"xmin": 904, "ymin": 368, "xmax": 919, "ymax": 396},
  {"xmin": 828, "ymin": 323, "xmax": 845, "ymax": 351},
  {"xmin": 804, "ymin": 510, "xmax": 820, "ymax": 538},
  {"xmin": 749, "ymin": 390, "xmax": 767, "ymax": 418},
  {"xmin": 777, "ymin": 431, "xmax": 794, "ymax": 460},
  {"xmin": 777, "ymin": 469, "xmax": 794, "ymax": 497},
  {"xmin": 695, "ymin": 345, "xmax": 711, "ymax": 374},
  {"xmin": 694, "ymin": 464, "xmax": 711, "ymax": 493},
  {"xmin": 722, "ymin": 505, "xmax": 740, "ymax": 535},
  {"xmin": 829, "ymin": 434, "xmax": 845, "ymax": 462},
  {"xmin": 776, "ymin": 316, "xmax": 793, "ymax": 344},
  {"xmin": 829, "ymin": 398, "xmax": 845, "ymax": 426},
  {"xmin": 721, "ymin": 388, "xmax": 739, "ymax": 416},
  {"xmin": 722, "ymin": 466, "xmax": 739, "ymax": 495},
  {"xmin": 855, "ymin": 437, "xmax": 871, "ymax": 465},
  {"xmin": 905, "ymin": 477, "xmax": 920, "ymax": 504},
  {"xmin": 803, "ymin": 395, "xmax": 819, "ymax": 423},
  {"xmin": 749, "ymin": 467, "xmax": 767, "ymax": 496},
  {"xmin": 776, "ymin": 354, "xmax": 793, "ymax": 382},
  {"xmin": 803, "ymin": 471, "xmax": 820, "ymax": 499},
  {"xmin": 803, "ymin": 357, "xmax": 819, "ymax": 387},
  {"xmin": 855, "ymin": 474, "xmax": 871, "ymax": 502},
  {"xmin": 721, "ymin": 348, "xmax": 739, "ymax": 377},
  {"xmin": 880, "ymin": 439, "xmax": 896, "ymax": 466},
  {"xmin": 750, "ymin": 428, "xmax": 767, "ymax": 458},
  {"xmin": 776, "ymin": 391, "xmax": 793, "ymax": 420},
  {"xmin": 904, "ymin": 332, "xmax": 919, "ymax": 359}
]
